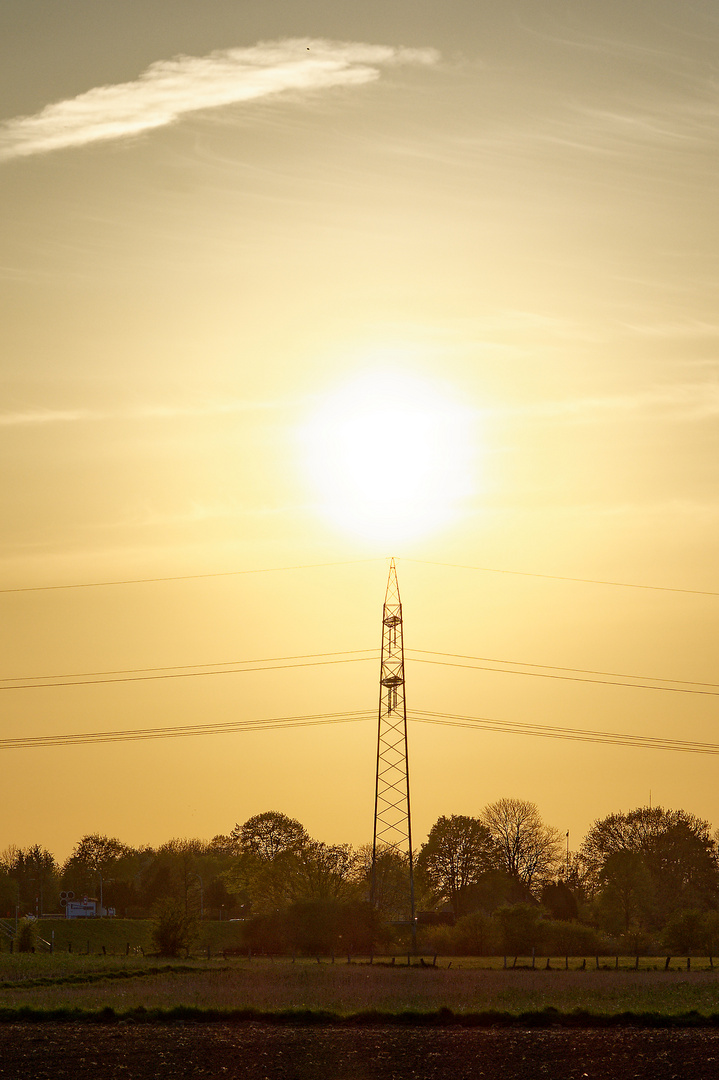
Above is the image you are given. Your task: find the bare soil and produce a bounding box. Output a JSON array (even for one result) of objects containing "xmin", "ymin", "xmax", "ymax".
[{"xmin": 1, "ymin": 1023, "xmax": 718, "ymax": 1079}]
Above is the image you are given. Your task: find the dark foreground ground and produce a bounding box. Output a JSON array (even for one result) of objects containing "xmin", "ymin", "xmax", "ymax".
[{"xmin": 1, "ymin": 1023, "xmax": 718, "ymax": 1079}]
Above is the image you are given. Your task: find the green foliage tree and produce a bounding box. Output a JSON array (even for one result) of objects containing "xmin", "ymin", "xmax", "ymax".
[
  {"xmin": 481, "ymin": 799, "xmax": 562, "ymax": 895},
  {"xmin": 594, "ymin": 850, "xmax": 653, "ymax": 934},
  {"xmin": 580, "ymin": 806, "xmax": 719, "ymax": 928},
  {"xmin": 355, "ymin": 844, "xmax": 418, "ymax": 922},
  {"xmin": 663, "ymin": 909, "xmax": 706, "ymax": 954},
  {"xmin": 295, "ymin": 842, "xmax": 360, "ymax": 902},
  {"xmin": 416, "ymin": 815, "xmax": 499, "ymax": 917}
]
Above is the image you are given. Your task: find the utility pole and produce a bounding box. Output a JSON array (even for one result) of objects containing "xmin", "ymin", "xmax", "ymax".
[{"xmin": 371, "ymin": 558, "xmax": 416, "ymax": 950}]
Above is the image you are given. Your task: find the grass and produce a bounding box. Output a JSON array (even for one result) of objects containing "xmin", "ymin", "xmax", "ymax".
[
  {"xmin": 0, "ymin": 918, "xmax": 249, "ymax": 957},
  {"xmin": 1, "ymin": 954, "xmax": 719, "ymax": 1021}
]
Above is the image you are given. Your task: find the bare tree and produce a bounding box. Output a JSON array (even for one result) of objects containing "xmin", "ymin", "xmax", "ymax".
[{"xmin": 481, "ymin": 799, "xmax": 561, "ymax": 895}]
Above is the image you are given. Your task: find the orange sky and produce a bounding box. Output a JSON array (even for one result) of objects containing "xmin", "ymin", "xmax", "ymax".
[{"xmin": 1, "ymin": 1, "xmax": 718, "ymax": 861}]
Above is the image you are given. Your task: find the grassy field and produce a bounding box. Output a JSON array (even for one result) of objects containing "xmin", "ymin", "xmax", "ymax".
[
  {"xmin": 2, "ymin": 951, "xmax": 719, "ymax": 1019},
  {"xmin": 2, "ymin": 921, "xmax": 718, "ymax": 1020},
  {"xmin": 0, "ymin": 918, "xmax": 249, "ymax": 956}
]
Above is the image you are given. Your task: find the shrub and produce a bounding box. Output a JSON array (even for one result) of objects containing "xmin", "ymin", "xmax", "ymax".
[
  {"xmin": 150, "ymin": 899, "xmax": 198, "ymax": 957},
  {"xmin": 663, "ymin": 909, "xmax": 706, "ymax": 954},
  {"xmin": 16, "ymin": 918, "xmax": 37, "ymax": 953},
  {"xmin": 495, "ymin": 903, "xmax": 543, "ymax": 955},
  {"xmin": 542, "ymin": 918, "xmax": 607, "ymax": 956}
]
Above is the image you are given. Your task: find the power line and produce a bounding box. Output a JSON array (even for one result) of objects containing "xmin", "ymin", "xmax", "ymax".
[
  {"xmin": 403, "ymin": 558, "xmax": 719, "ymax": 597},
  {"xmin": 410, "ymin": 709, "xmax": 719, "ymax": 756},
  {"xmin": 0, "ymin": 710, "xmax": 373, "ymax": 751},
  {"xmin": 4, "ymin": 645, "xmax": 714, "ymax": 700},
  {"xmin": 0, "ymin": 558, "xmax": 383, "ymax": 595},
  {"xmin": 408, "ymin": 655, "xmax": 719, "ymax": 698},
  {"xmin": 0, "ymin": 649, "xmax": 377, "ymax": 685},
  {"xmin": 0, "ymin": 655, "xmax": 377, "ymax": 692},
  {"xmin": 6, "ymin": 703, "xmax": 719, "ymax": 757},
  {"xmin": 409, "ymin": 649, "xmax": 719, "ymax": 690},
  {"xmin": 4, "ymin": 556, "xmax": 717, "ymax": 598}
]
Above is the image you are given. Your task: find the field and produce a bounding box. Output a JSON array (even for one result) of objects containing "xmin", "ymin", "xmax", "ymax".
[
  {"xmin": 3, "ymin": 951, "xmax": 719, "ymax": 1020},
  {"xmin": 4, "ymin": 934, "xmax": 719, "ymax": 1079},
  {"xmin": 2, "ymin": 919, "xmax": 719, "ymax": 1023}
]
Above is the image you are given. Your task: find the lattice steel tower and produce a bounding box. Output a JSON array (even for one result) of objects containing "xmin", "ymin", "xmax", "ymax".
[{"xmin": 371, "ymin": 558, "xmax": 416, "ymax": 945}]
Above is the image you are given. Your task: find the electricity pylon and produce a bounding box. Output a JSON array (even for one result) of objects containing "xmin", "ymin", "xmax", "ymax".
[{"xmin": 371, "ymin": 558, "xmax": 416, "ymax": 947}]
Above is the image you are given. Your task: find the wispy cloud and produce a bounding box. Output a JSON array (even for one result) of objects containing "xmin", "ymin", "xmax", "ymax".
[
  {"xmin": 484, "ymin": 383, "xmax": 719, "ymax": 424},
  {"xmin": 0, "ymin": 39, "xmax": 437, "ymax": 162},
  {"xmin": 0, "ymin": 409, "xmax": 92, "ymax": 427},
  {"xmin": 0, "ymin": 399, "xmax": 282, "ymax": 428}
]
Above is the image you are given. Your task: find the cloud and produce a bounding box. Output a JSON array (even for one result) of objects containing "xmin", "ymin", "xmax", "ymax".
[
  {"xmin": 486, "ymin": 383, "xmax": 719, "ymax": 425},
  {"xmin": 0, "ymin": 39, "xmax": 438, "ymax": 162},
  {"xmin": 0, "ymin": 409, "xmax": 92, "ymax": 427},
  {"xmin": 0, "ymin": 399, "xmax": 282, "ymax": 428}
]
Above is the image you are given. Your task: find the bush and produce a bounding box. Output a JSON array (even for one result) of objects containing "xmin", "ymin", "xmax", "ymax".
[
  {"xmin": 542, "ymin": 918, "xmax": 607, "ymax": 956},
  {"xmin": 495, "ymin": 903, "xmax": 543, "ymax": 955},
  {"xmin": 16, "ymin": 918, "xmax": 37, "ymax": 953},
  {"xmin": 663, "ymin": 909, "xmax": 706, "ymax": 954},
  {"xmin": 150, "ymin": 899, "xmax": 198, "ymax": 957}
]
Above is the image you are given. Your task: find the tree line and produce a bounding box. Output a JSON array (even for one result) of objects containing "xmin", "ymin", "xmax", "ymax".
[{"xmin": 3, "ymin": 799, "xmax": 719, "ymax": 956}]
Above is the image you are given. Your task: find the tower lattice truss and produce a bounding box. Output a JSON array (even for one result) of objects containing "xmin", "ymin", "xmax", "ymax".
[{"xmin": 372, "ymin": 559, "xmax": 415, "ymax": 928}]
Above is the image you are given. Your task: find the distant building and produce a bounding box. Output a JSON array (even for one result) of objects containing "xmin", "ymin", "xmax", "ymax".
[{"xmin": 65, "ymin": 899, "xmax": 97, "ymax": 918}]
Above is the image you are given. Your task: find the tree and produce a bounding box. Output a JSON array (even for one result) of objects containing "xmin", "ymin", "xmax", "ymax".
[
  {"xmin": 295, "ymin": 842, "xmax": 360, "ymax": 903},
  {"xmin": 595, "ymin": 850, "xmax": 653, "ymax": 934},
  {"xmin": 63, "ymin": 834, "xmax": 131, "ymax": 914},
  {"xmin": 416, "ymin": 815, "xmax": 499, "ymax": 917},
  {"xmin": 663, "ymin": 909, "xmax": 706, "ymax": 955},
  {"xmin": 579, "ymin": 806, "xmax": 719, "ymax": 925},
  {"xmin": 481, "ymin": 799, "xmax": 562, "ymax": 894},
  {"xmin": 540, "ymin": 880, "xmax": 578, "ymax": 921},
  {"xmin": 1, "ymin": 845, "xmax": 58, "ymax": 916},
  {"xmin": 231, "ymin": 811, "xmax": 309, "ymax": 861},
  {"xmin": 355, "ymin": 843, "xmax": 416, "ymax": 922}
]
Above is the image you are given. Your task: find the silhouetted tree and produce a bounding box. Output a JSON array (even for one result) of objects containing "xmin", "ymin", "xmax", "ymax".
[
  {"xmin": 231, "ymin": 811, "xmax": 309, "ymax": 860},
  {"xmin": 416, "ymin": 815, "xmax": 499, "ymax": 917},
  {"xmin": 580, "ymin": 806, "xmax": 719, "ymax": 926},
  {"xmin": 595, "ymin": 850, "xmax": 653, "ymax": 933},
  {"xmin": 481, "ymin": 799, "xmax": 562, "ymax": 894},
  {"xmin": 1, "ymin": 845, "xmax": 58, "ymax": 916}
]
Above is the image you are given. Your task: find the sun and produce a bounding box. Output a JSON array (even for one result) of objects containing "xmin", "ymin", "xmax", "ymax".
[{"xmin": 299, "ymin": 368, "xmax": 478, "ymax": 546}]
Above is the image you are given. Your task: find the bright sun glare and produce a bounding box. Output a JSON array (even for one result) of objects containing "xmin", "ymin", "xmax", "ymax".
[{"xmin": 300, "ymin": 369, "xmax": 477, "ymax": 546}]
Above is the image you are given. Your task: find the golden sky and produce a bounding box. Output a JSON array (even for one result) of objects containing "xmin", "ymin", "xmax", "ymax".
[{"xmin": 1, "ymin": 0, "xmax": 718, "ymax": 861}]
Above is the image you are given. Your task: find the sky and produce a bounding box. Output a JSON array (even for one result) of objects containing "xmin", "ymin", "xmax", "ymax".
[{"xmin": 1, "ymin": 0, "xmax": 719, "ymax": 863}]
